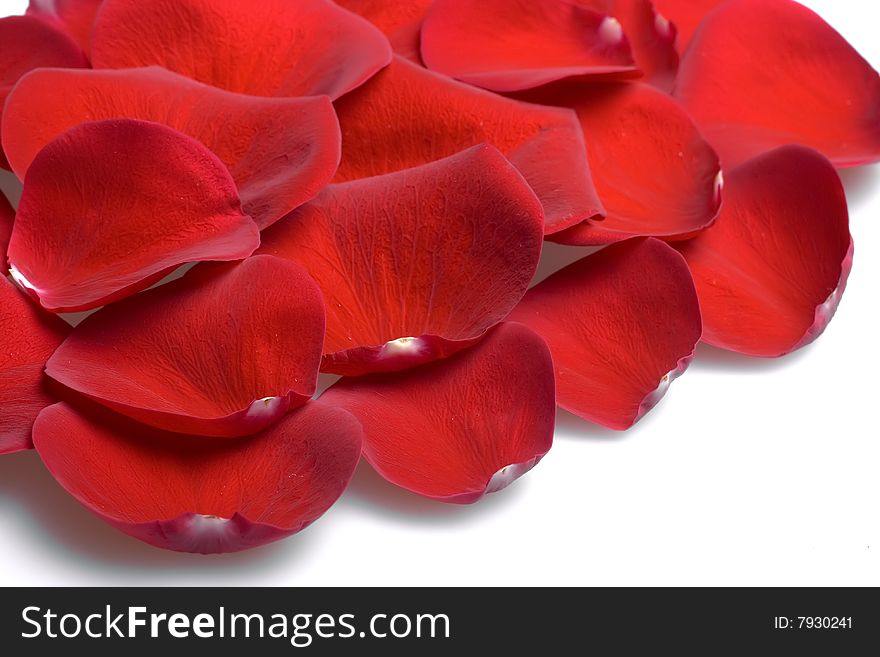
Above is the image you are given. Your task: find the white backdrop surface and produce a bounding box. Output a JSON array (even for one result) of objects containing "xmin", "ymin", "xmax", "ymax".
[{"xmin": 0, "ymin": 0, "xmax": 877, "ymax": 587}]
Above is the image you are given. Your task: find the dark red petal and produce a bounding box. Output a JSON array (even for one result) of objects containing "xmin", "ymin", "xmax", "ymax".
[
  {"xmin": 509, "ymin": 238, "xmax": 702, "ymax": 430},
  {"xmin": 46, "ymin": 256, "xmax": 325, "ymax": 437},
  {"xmin": 0, "ymin": 277, "xmax": 70, "ymax": 454},
  {"xmin": 676, "ymin": 146, "xmax": 852, "ymax": 358},
  {"xmin": 674, "ymin": 0, "xmax": 880, "ymax": 169},
  {"xmin": 33, "ymin": 401, "xmax": 362, "ymax": 553},
  {"xmin": 7, "ymin": 119, "xmax": 259, "ymax": 313},
  {"xmin": 0, "ymin": 191, "xmax": 12, "ymax": 262},
  {"xmin": 652, "ymin": 0, "xmax": 722, "ymax": 53},
  {"xmin": 322, "ymin": 323, "xmax": 555, "ymax": 504},
  {"xmin": 336, "ymin": 0, "xmax": 432, "ymax": 62},
  {"xmin": 91, "ymin": 0, "xmax": 392, "ymax": 100},
  {"xmin": 3, "ymin": 67, "xmax": 341, "ymax": 229},
  {"xmin": 420, "ymin": 0, "xmax": 637, "ymax": 92},
  {"xmin": 334, "ymin": 56, "xmax": 604, "ymax": 234},
  {"xmin": 0, "ymin": 15, "xmax": 88, "ymax": 169},
  {"xmin": 260, "ymin": 145, "xmax": 544, "ymax": 376},
  {"xmin": 27, "ymin": 0, "xmax": 102, "ymax": 53},
  {"xmin": 518, "ymin": 82, "xmax": 720, "ymax": 245}
]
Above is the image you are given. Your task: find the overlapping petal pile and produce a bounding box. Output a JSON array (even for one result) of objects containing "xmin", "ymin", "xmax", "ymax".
[{"xmin": 0, "ymin": 0, "xmax": 875, "ymax": 554}]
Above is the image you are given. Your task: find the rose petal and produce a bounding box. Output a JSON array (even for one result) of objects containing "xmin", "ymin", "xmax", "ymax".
[
  {"xmin": 0, "ymin": 277, "xmax": 70, "ymax": 454},
  {"xmin": 322, "ymin": 323, "xmax": 555, "ymax": 504},
  {"xmin": 579, "ymin": 0, "xmax": 679, "ymax": 90},
  {"xmin": 8, "ymin": 119, "xmax": 259, "ymax": 313},
  {"xmin": 652, "ymin": 0, "xmax": 722, "ymax": 53},
  {"xmin": 33, "ymin": 400, "xmax": 362, "ymax": 553},
  {"xmin": 46, "ymin": 256, "xmax": 324, "ymax": 437},
  {"xmin": 91, "ymin": 0, "xmax": 392, "ymax": 100},
  {"xmin": 518, "ymin": 82, "xmax": 720, "ymax": 245},
  {"xmin": 420, "ymin": 0, "xmax": 637, "ymax": 92},
  {"xmin": 336, "ymin": 0, "xmax": 432, "ymax": 62},
  {"xmin": 509, "ymin": 238, "xmax": 702, "ymax": 430},
  {"xmin": 0, "ymin": 15, "xmax": 88, "ymax": 169},
  {"xmin": 259, "ymin": 144, "xmax": 545, "ymax": 376},
  {"xmin": 3, "ymin": 66, "xmax": 341, "ymax": 229},
  {"xmin": 675, "ymin": 146, "xmax": 852, "ymax": 358},
  {"xmin": 334, "ymin": 56, "xmax": 604, "ymax": 234},
  {"xmin": 674, "ymin": 0, "xmax": 880, "ymax": 168},
  {"xmin": 26, "ymin": 0, "xmax": 103, "ymax": 53},
  {"xmin": 0, "ymin": 192, "xmax": 13, "ymax": 262}
]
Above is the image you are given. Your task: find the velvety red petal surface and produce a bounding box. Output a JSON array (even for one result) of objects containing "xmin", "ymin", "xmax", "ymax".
[
  {"xmin": 334, "ymin": 56, "xmax": 604, "ymax": 234},
  {"xmin": 652, "ymin": 0, "xmax": 721, "ymax": 54},
  {"xmin": 676, "ymin": 146, "xmax": 852, "ymax": 358},
  {"xmin": 33, "ymin": 401, "xmax": 363, "ymax": 553},
  {"xmin": 674, "ymin": 0, "xmax": 880, "ymax": 168},
  {"xmin": 509, "ymin": 238, "xmax": 702, "ymax": 430},
  {"xmin": 579, "ymin": 0, "xmax": 679, "ymax": 90},
  {"xmin": 0, "ymin": 192, "xmax": 13, "ymax": 262},
  {"xmin": 322, "ymin": 323, "xmax": 555, "ymax": 504},
  {"xmin": 260, "ymin": 145, "xmax": 544, "ymax": 376},
  {"xmin": 91, "ymin": 0, "xmax": 392, "ymax": 100},
  {"xmin": 47, "ymin": 256, "xmax": 325, "ymax": 437},
  {"xmin": 3, "ymin": 67, "xmax": 341, "ymax": 229},
  {"xmin": 0, "ymin": 277, "xmax": 70, "ymax": 454},
  {"xmin": 27, "ymin": 0, "xmax": 103, "ymax": 53},
  {"xmin": 7, "ymin": 119, "xmax": 259, "ymax": 313},
  {"xmin": 519, "ymin": 82, "xmax": 720, "ymax": 245},
  {"xmin": 336, "ymin": 0, "xmax": 432, "ymax": 62},
  {"xmin": 0, "ymin": 15, "xmax": 88, "ymax": 169},
  {"xmin": 421, "ymin": 0, "xmax": 637, "ymax": 92}
]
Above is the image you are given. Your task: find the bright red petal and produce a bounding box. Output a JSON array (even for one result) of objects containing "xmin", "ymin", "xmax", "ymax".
[
  {"xmin": 0, "ymin": 192, "xmax": 12, "ymax": 263},
  {"xmin": 421, "ymin": 0, "xmax": 637, "ymax": 92},
  {"xmin": 676, "ymin": 146, "xmax": 852, "ymax": 358},
  {"xmin": 652, "ymin": 0, "xmax": 722, "ymax": 53},
  {"xmin": 509, "ymin": 238, "xmax": 702, "ymax": 430},
  {"xmin": 336, "ymin": 0, "xmax": 432, "ymax": 62},
  {"xmin": 46, "ymin": 256, "xmax": 325, "ymax": 437},
  {"xmin": 322, "ymin": 323, "xmax": 555, "ymax": 504},
  {"xmin": 3, "ymin": 67, "xmax": 341, "ymax": 229},
  {"xmin": 91, "ymin": 0, "xmax": 392, "ymax": 99},
  {"xmin": 27, "ymin": 0, "xmax": 103, "ymax": 53},
  {"xmin": 260, "ymin": 145, "xmax": 544, "ymax": 376},
  {"xmin": 334, "ymin": 56, "xmax": 604, "ymax": 234},
  {"xmin": 518, "ymin": 82, "xmax": 720, "ymax": 245},
  {"xmin": 33, "ymin": 401, "xmax": 362, "ymax": 553},
  {"xmin": 674, "ymin": 0, "xmax": 880, "ymax": 168},
  {"xmin": 0, "ymin": 15, "xmax": 88, "ymax": 168},
  {"xmin": 0, "ymin": 277, "xmax": 69, "ymax": 454},
  {"xmin": 7, "ymin": 119, "xmax": 259, "ymax": 313},
  {"xmin": 579, "ymin": 0, "xmax": 679, "ymax": 90}
]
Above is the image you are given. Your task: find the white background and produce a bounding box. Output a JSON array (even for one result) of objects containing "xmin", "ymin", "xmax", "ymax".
[{"xmin": 0, "ymin": 0, "xmax": 877, "ymax": 587}]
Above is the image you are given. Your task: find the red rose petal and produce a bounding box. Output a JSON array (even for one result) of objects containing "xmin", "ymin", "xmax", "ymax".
[
  {"xmin": 579, "ymin": 0, "xmax": 679, "ymax": 90},
  {"xmin": 421, "ymin": 0, "xmax": 637, "ymax": 92},
  {"xmin": 675, "ymin": 146, "xmax": 852, "ymax": 358},
  {"xmin": 27, "ymin": 0, "xmax": 103, "ymax": 53},
  {"xmin": 0, "ymin": 277, "xmax": 70, "ymax": 454},
  {"xmin": 46, "ymin": 256, "xmax": 325, "ymax": 437},
  {"xmin": 3, "ymin": 67, "xmax": 341, "ymax": 229},
  {"xmin": 518, "ymin": 82, "xmax": 720, "ymax": 245},
  {"xmin": 322, "ymin": 323, "xmax": 555, "ymax": 504},
  {"xmin": 0, "ymin": 192, "xmax": 13, "ymax": 262},
  {"xmin": 33, "ymin": 401, "xmax": 362, "ymax": 553},
  {"xmin": 674, "ymin": 0, "xmax": 880, "ymax": 168},
  {"xmin": 334, "ymin": 56, "xmax": 604, "ymax": 234},
  {"xmin": 260, "ymin": 145, "xmax": 544, "ymax": 376},
  {"xmin": 652, "ymin": 0, "xmax": 722, "ymax": 53},
  {"xmin": 509, "ymin": 238, "xmax": 702, "ymax": 430},
  {"xmin": 91, "ymin": 0, "xmax": 392, "ymax": 100},
  {"xmin": 336, "ymin": 0, "xmax": 432, "ymax": 62},
  {"xmin": 7, "ymin": 119, "xmax": 259, "ymax": 313},
  {"xmin": 0, "ymin": 15, "xmax": 88, "ymax": 169}
]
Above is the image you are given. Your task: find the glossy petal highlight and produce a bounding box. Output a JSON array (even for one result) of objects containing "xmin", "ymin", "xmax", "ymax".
[{"xmin": 27, "ymin": 0, "xmax": 103, "ymax": 53}]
